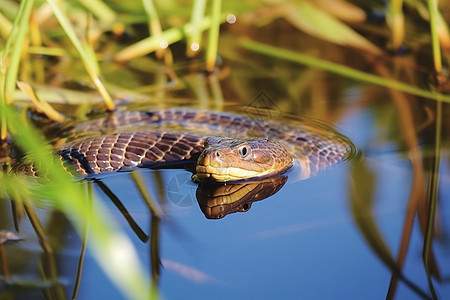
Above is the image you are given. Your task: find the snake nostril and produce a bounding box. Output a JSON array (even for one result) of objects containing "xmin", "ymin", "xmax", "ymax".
[{"xmin": 215, "ymin": 151, "xmax": 220, "ymax": 157}]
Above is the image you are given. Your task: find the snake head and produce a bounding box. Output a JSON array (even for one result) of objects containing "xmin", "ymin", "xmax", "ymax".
[{"xmin": 195, "ymin": 136, "xmax": 293, "ymax": 182}]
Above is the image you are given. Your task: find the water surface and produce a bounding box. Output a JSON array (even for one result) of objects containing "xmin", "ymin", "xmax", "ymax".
[{"xmin": 2, "ymin": 17, "xmax": 450, "ymax": 300}]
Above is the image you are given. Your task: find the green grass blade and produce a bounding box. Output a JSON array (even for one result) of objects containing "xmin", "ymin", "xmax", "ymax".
[
  {"xmin": 187, "ymin": 0, "xmax": 207, "ymax": 56},
  {"xmin": 77, "ymin": 0, "xmax": 116, "ymax": 26},
  {"xmin": 286, "ymin": 1, "xmax": 380, "ymax": 54},
  {"xmin": 239, "ymin": 39, "xmax": 450, "ymax": 103},
  {"xmin": 427, "ymin": 0, "xmax": 442, "ymax": 73},
  {"xmin": 349, "ymin": 156, "xmax": 398, "ymax": 271},
  {"xmin": 45, "ymin": 0, "xmax": 115, "ymax": 110},
  {"xmin": 205, "ymin": 0, "xmax": 222, "ymax": 72},
  {"xmin": 2, "ymin": 0, "xmax": 34, "ymax": 104},
  {"xmin": 0, "ymin": 102, "xmax": 151, "ymax": 300},
  {"xmin": 423, "ymin": 96, "xmax": 441, "ymax": 299},
  {"xmin": 0, "ymin": 11, "xmax": 12, "ymax": 40},
  {"xmin": 0, "ymin": 0, "xmax": 34, "ymax": 140},
  {"xmin": 116, "ymin": 14, "xmax": 227, "ymax": 62}
]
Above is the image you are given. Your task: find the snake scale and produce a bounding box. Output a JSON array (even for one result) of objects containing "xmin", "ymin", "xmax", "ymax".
[{"xmin": 18, "ymin": 109, "xmax": 354, "ymax": 182}]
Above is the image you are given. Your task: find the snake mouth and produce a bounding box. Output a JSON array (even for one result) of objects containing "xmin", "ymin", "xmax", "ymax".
[
  {"xmin": 195, "ymin": 161, "xmax": 293, "ymax": 182},
  {"xmin": 195, "ymin": 164, "xmax": 264, "ymax": 182}
]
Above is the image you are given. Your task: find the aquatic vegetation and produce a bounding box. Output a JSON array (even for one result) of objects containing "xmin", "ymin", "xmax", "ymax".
[{"xmin": 0, "ymin": 0, "xmax": 449, "ymax": 299}]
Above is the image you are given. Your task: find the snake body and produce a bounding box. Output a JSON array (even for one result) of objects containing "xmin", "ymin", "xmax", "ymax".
[{"xmin": 20, "ymin": 109, "xmax": 354, "ymax": 181}]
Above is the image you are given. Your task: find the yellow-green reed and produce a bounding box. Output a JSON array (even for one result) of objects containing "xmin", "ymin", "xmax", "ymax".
[
  {"xmin": 427, "ymin": 0, "xmax": 443, "ymax": 73},
  {"xmin": 142, "ymin": 0, "xmax": 166, "ymax": 60},
  {"xmin": 423, "ymin": 94, "xmax": 441, "ymax": 299},
  {"xmin": 0, "ymin": 12, "xmax": 12, "ymax": 40},
  {"xmin": 77, "ymin": 0, "xmax": 116, "ymax": 26},
  {"xmin": 187, "ymin": 0, "xmax": 207, "ymax": 57},
  {"xmin": 115, "ymin": 14, "xmax": 227, "ymax": 62},
  {"xmin": 1, "ymin": 0, "xmax": 34, "ymax": 140},
  {"xmin": 205, "ymin": 0, "xmax": 222, "ymax": 72},
  {"xmin": 387, "ymin": 0, "xmax": 405, "ymax": 50},
  {"xmin": 0, "ymin": 101, "xmax": 151, "ymax": 299},
  {"xmin": 239, "ymin": 39, "xmax": 450, "ymax": 103},
  {"xmin": 46, "ymin": 0, "xmax": 115, "ymax": 111}
]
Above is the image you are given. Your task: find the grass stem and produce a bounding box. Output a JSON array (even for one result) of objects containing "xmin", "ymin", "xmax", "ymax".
[
  {"xmin": 46, "ymin": 0, "xmax": 115, "ymax": 111},
  {"xmin": 205, "ymin": 0, "xmax": 222, "ymax": 73},
  {"xmin": 187, "ymin": 0, "xmax": 207, "ymax": 57},
  {"xmin": 239, "ymin": 39, "xmax": 450, "ymax": 103},
  {"xmin": 426, "ymin": 0, "xmax": 442, "ymax": 73}
]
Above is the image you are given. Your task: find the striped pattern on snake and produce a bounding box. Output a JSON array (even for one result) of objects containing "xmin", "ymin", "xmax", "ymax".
[{"xmin": 16, "ymin": 109, "xmax": 355, "ymax": 182}]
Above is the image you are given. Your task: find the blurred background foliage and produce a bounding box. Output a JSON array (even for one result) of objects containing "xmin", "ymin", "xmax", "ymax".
[{"xmin": 1, "ymin": 0, "xmax": 450, "ymax": 299}]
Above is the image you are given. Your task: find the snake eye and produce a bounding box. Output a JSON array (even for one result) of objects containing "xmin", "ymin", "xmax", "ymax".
[{"xmin": 238, "ymin": 146, "xmax": 249, "ymax": 157}]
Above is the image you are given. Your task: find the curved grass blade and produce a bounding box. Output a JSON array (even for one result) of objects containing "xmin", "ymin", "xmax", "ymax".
[
  {"xmin": 1, "ymin": 0, "xmax": 34, "ymax": 105},
  {"xmin": 422, "ymin": 95, "xmax": 442, "ymax": 300},
  {"xmin": 115, "ymin": 14, "xmax": 227, "ymax": 62},
  {"xmin": 239, "ymin": 39, "xmax": 450, "ymax": 103},
  {"xmin": 0, "ymin": 0, "xmax": 34, "ymax": 140},
  {"xmin": 77, "ymin": 0, "xmax": 116, "ymax": 26},
  {"xmin": 16, "ymin": 81, "xmax": 67, "ymax": 123},
  {"xmin": 45, "ymin": 0, "xmax": 115, "ymax": 111},
  {"xmin": 0, "ymin": 101, "xmax": 151, "ymax": 300},
  {"xmin": 284, "ymin": 1, "xmax": 381, "ymax": 55},
  {"xmin": 94, "ymin": 179, "xmax": 150, "ymax": 243},
  {"xmin": 350, "ymin": 157, "xmax": 432, "ymax": 299}
]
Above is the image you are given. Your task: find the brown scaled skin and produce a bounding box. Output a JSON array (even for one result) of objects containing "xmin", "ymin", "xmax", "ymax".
[{"xmin": 195, "ymin": 136, "xmax": 293, "ymax": 182}]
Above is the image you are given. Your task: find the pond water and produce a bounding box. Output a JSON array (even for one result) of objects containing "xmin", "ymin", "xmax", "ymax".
[{"xmin": 2, "ymin": 13, "xmax": 450, "ymax": 300}]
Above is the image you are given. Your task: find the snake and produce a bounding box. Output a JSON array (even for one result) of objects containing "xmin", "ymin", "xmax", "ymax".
[{"xmin": 16, "ymin": 109, "xmax": 354, "ymax": 182}]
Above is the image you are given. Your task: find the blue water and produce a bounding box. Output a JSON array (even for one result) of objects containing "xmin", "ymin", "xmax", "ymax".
[
  {"xmin": 2, "ymin": 97, "xmax": 449, "ymax": 300},
  {"xmin": 63, "ymin": 105, "xmax": 450, "ymax": 299}
]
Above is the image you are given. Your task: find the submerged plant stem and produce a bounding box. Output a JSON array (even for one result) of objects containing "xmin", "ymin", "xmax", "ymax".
[{"xmin": 423, "ymin": 96, "xmax": 441, "ymax": 300}]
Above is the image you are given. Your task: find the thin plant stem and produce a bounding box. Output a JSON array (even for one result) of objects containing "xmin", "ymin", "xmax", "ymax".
[
  {"xmin": 427, "ymin": 0, "xmax": 442, "ymax": 73},
  {"xmin": 187, "ymin": 0, "xmax": 207, "ymax": 57},
  {"xmin": 142, "ymin": 0, "xmax": 166, "ymax": 60},
  {"xmin": 423, "ymin": 95, "xmax": 441, "ymax": 300},
  {"xmin": 71, "ymin": 182, "xmax": 91, "ymax": 300},
  {"xmin": 0, "ymin": 0, "xmax": 34, "ymax": 140},
  {"xmin": 46, "ymin": 0, "xmax": 115, "ymax": 111},
  {"xmin": 1, "ymin": 101, "xmax": 150, "ymax": 300},
  {"xmin": 2, "ymin": 0, "xmax": 34, "ymax": 104},
  {"xmin": 239, "ymin": 39, "xmax": 450, "ymax": 103},
  {"xmin": 24, "ymin": 202, "xmax": 67, "ymax": 299},
  {"xmin": 115, "ymin": 15, "xmax": 227, "ymax": 62},
  {"xmin": 77, "ymin": 0, "xmax": 116, "ymax": 25},
  {"xmin": 130, "ymin": 171, "xmax": 162, "ymax": 218},
  {"xmin": 0, "ymin": 12, "xmax": 12, "ymax": 40},
  {"xmin": 387, "ymin": 0, "xmax": 405, "ymax": 50},
  {"xmin": 376, "ymin": 64, "xmax": 427, "ymax": 299},
  {"xmin": 150, "ymin": 216, "xmax": 160, "ymax": 300},
  {"xmin": 205, "ymin": 0, "xmax": 222, "ymax": 72}
]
